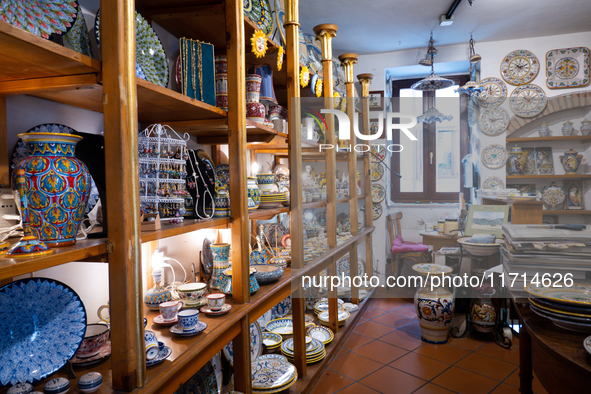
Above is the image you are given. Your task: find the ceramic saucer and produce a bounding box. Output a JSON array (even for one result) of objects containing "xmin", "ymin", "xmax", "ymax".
[
  {"xmin": 146, "ymin": 342, "xmax": 172, "ymax": 366},
  {"xmin": 170, "ymin": 321, "xmax": 208, "ymax": 336},
  {"xmin": 71, "ymin": 341, "xmax": 111, "ymax": 367},
  {"xmin": 153, "ymin": 314, "xmax": 178, "ymax": 326},
  {"xmin": 200, "ymin": 303, "xmax": 232, "ymax": 316}
]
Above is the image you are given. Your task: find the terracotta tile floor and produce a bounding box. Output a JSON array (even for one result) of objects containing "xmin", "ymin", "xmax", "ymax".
[{"xmin": 310, "ymin": 298, "xmax": 549, "ymax": 394}]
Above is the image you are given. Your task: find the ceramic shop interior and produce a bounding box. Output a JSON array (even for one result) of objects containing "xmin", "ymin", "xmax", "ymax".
[{"xmin": 0, "ymin": 0, "xmax": 590, "ymax": 393}]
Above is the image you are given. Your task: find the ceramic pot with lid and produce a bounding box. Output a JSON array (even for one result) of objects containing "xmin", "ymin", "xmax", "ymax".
[{"xmin": 559, "ymin": 149, "xmax": 584, "ymax": 174}]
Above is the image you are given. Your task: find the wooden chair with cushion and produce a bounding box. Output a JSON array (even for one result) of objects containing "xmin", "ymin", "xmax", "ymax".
[{"xmin": 387, "ymin": 212, "xmax": 432, "ymax": 277}]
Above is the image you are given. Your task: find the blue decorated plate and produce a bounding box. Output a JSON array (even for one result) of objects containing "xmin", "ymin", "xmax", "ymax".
[
  {"xmin": 62, "ymin": 5, "xmax": 92, "ymax": 57},
  {"xmin": 146, "ymin": 342, "xmax": 171, "ymax": 366},
  {"xmin": 222, "ymin": 321, "xmax": 262, "ymax": 366},
  {"xmin": 280, "ymin": 337, "xmax": 323, "ymax": 356},
  {"xmin": 244, "ymin": 0, "xmax": 273, "ymax": 35},
  {"xmin": 257, "ymin": 308, "xmax": 273, "ymax": 330},
  {"xmin": 174, "ymin": 360, "xmax": 219, "ymax": 394},
  {"xmin": 307, "ymin": 44, "xmax": 322, "ymax": 75},
  {"xmin": 169, "ymin": 321, "xmax": 207, "ymax": 336},
  {"xmin": 336, "ymin": 255, "xmax": 366, "ymax": 277},
  {"xmin": 307, "ymin": 326, "xmax": 334, "ymax": 345},
  {"xmin": 0, "ymin": 278, "xmax": 87, "ymax": 386},
  {"xmin": 1, "ymin": 0, "xmax": 78, "ymax": 39},
  {"xmin": 271, "ymin": 295, "xmax": 291, "ymax": 318},
  {"xmin": 258, "ymin": 354, "xmax": 288, "ymax": 362},
  {"xmin": 262, "ymin": 332, "xmax": 282, "ymax": 348},
  {"xmin": 265, "ymin": 318, "xmax": 293, "ymax": 335},
  {"xmin": 251, "ymin": 356, "xmax": 296, "ymax": 390}
]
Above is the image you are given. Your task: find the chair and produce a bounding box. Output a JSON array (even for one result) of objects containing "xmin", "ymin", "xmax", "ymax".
[{"xmin": 387, "ymin": 212, "xmax": 432, "ymax": 277}]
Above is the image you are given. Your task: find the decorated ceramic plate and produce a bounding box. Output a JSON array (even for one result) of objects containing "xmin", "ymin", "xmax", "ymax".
[
  {"xmin": 336, "ymin": 254, "xmax": 366, "ymax": 277},
  {"xmin": 223, "ymin": 321, "xmax": 263, "ymax": 365},
  {"xmin": 0, "ymin": 278, "xmax": 87, "ymax": 385},
  {"xmin": 529, "ymin": 303, "xmax": 591, "ymax": 332},
  {"xmin": 201, "ymin": 238, "xmax": 213, "ymax": 276},
  {"xmin": 372, "ymin": 202, "xmax": 383, "ymax": 220},
  {"xmin": 532, "ymin": 297, "xmax": 591, "ymax": 317},
  {"xmin": 273, "ymin": 0, "xmax": 286, "ymax": 47},
  {"xmin": 281, "ymin": 338, "xmax": 322, "ymax": 356},
  {"xmin": 62, "ymin": 5, "xmax": 92, "ymax": 57},
  {"xmin": 215, "ymin": 164, "xmax": 230, "ymax": 189},
  {"xmin": 482, "ymin": 176, "xmax": 504, "ymax": 190},
  {"xmin": 525, "ymin": 283, "xmax": 591, "ymax": 306},
  {"xmin": 272, "ymin": 295, "xmax": 291, "ymax": 318},
  {"xmin": 584, "ymin": 335, "xmax": 591, "ymax": 355},
  {"xmin": 500, "ymin": 49, "xmax": 540, "ymax": 86},
  {"xmin": 146, "ymin": 342, "xmax": 172, "ymax": 367},
  {"xmin": 546, "ymin": 47, "xmax": 590, "ymax": 89},
  {"xmin": 307, "ymin": 43, "xmax": 323, "ymax": 75},
  {"xmin": 411, "ymin": 263, "xmax": 453, "ymax": 275},
  {"xmin": 251, "ymin": 356, "xmax": 297, "ymax": 390},
  {"xmin": 530, "ymin": 299, "xmax": 591, "ymax": 320},
  {"xmin": 481, "ymin": 144, "xmax": 508, "ymax": 169},
  {"xmin": 262, "ymin": 332, "xmax": 282, "ymax": 348},
  {"xmin": 266, "ymin": 223, "xmax": 288, "ymax": 248},
  {"xmin": 170, "ymin": 321, "xmax": 208, "ymax": 336},
  {"xmin": 509, "ymin": 84, "xmax": 547, "ymax": 118},
  {"xmin": 1, "ymin": 0, "xmax": 78, "ymax": 39},
  {"xmin": 244, "ymin": 0, "xmax": 273, "ymax": 35},
  {"xmin": 175, "ymin": 360, "xmax": 219, "ymax": 394},
  {"xmin": 95, "ymin": 10, "xmax": 168, "ymax": 87},
  {"xmin": 371, "ymin": 184, "xmax": 386, "ymax": 203},
  {"xmin": 475, "ymin": 77, "xmax": 507, "ymax": 108},
  {"xmin": 317, "ymin": 309, "xmax": 350, "ymax": 324},
  {"xmin": 371, "ymin": 162, "xmax": 384, "ymax": 181},
  {"xmin": 265, "ymin": 318, "xmax": 293, "ymax": 335},
  {"xmin": 153, "ymin": 314, "xmax": 178, "ymax": 326},
  {"xmin": 298, "ymin": 31, "xmax": 309, "ymax": 69},
  {"xmin": 250, "ymin": 249, "xmax": 268, "ymax": 265},
  {"xmin": 307, "ymin": 326, "xmax": 334, "ymax": 345},
  {"xmin": 258, "ymin": 354, "xmax": 288, "ymax": 362},
  {"xmin": 370, "ymin": 144, "xmax": 386, "ymax": 162},
  {"xmin": 258, "ymin": 309, "xmax": 274, "ymax": 330},
  {"xmin": 200, "ymin": 304, "xmax": 232, "ymax": 316},
  {"xmin": 478, "ymin": 108, "xmax": 509, "ymax": 136}
]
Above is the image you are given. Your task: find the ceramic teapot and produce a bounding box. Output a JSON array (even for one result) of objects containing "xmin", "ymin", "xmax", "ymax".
[{"xmin": 559, "ymin": 149, "xmax": 585, "ymax": 173}]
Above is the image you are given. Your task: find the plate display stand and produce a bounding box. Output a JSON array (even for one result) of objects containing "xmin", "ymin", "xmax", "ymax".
[{"xmin": 138, "ymin": 124, "xmax": 190, "ymax": 223}]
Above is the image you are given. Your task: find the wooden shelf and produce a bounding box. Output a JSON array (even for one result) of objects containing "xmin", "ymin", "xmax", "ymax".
[
  {"xmin": 506, "ymin": 135, "xmax": 591, "ymax": 143},
  {"xmin": 0, "ymin": 238, "xmax": 108, "ymax": 281},
  {"xmin": 507, "ymin": 174, "xmax": 591, "ymax": 179},
  {"xmin": 303, "ymin": 201, "xmax": 327, "ymax": 209},
  {"xmin": 249, "ymin": 206, "xmax": 290, "ymax": 220},
  {"xmin": 141, "ymin": 217, "xmax": 231, "ymax": 243},
  {"xmin": 543, "ymin": 210, "xmax": 591, "ymax": 215}
]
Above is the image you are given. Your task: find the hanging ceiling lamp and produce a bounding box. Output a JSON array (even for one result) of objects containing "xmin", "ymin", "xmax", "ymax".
[
  {"xmin": 456, "ymin": 35, "xmax": 484, "ymax": 96},
  {"xmin": 417, "ymin": 107, "xmax": 453, "ymax": 124},
  {"xmin": 412, "ymin": 32, "xmax": 454, "ymax": 91}
]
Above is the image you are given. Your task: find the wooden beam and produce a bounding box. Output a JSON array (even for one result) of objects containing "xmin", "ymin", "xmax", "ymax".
[
  {"xmin": 0, "ymin": 73, "xmax": 100, "ymax": 95},
  {"xmin": 101, "ymin": 0, "xmax": 143, "ymax": 389},
  {"xmin": 139, "ymin": 4, "xmax": 224, "ymax": 20},
  {"xmin": 0, "ymin": 96, "xmax": 7, "ymax": 187}
]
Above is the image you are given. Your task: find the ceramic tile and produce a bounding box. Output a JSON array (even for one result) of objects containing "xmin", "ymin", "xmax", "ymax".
[
  {"xmin": 447, "ymin": 336, "xmax": 487, "ymax": 351},
  {"xmin": 336, "ymin": 383, "xmax": 380, "ymax": 394},
  {"xmin": 490, "ymin": 383, "xmax": 521, "ymax": 394},
  {"xmin": 328, "ymin": 351, "xmax": 383, "ymax": 381},
  {"xmin": 431, "ymin": 366, "xmax": 499, "ymax": 394},
  {"xmin": 370, "ymin": 298, "xmax": 408, "ymax": 311},
  {"xmin": 371, "ymin": 311, "xmax": 416, "ymax": 328},
  {"xmin": 475, "ymin": 341, "xmax": 520, "ymax": 365},
  {"xmin": 389, "ymin": 352, "xmax": 450, "ymax": 381},
  {"xmin": 412, "ymin": 383, "xmax": 457, "ymax": 394},
  {"xmin": 309, "ymin": 369, "xmax": 354, "ymax": 394},
  {"xmin": 353, "ymin": 320, "xmax": 395, "ymax": 339},
  {"xmin": 334, "ymin": 348, "xmax": 349, "ymax": 358},
  {"xmin": 358, "ymin": 366, "xmax": 426, "ymax": 394},
  {"xmin": 378, "ymin": 330, "xmax": 424, "ymax": 351},
  {"xmin": 353, "ymin": 340, "xmax": 409, "ymax": 364},
  {"xmin": 414, "ymin": 343, "xmax": 471, "ymax": 364},
  {"xmin": 398, "ymin": 321, "xmax": 423, "ymax": 335},
  {"xmin": 342, "ymin": 332, "xmax": 374, "ymax": 351},
  {"xmin": 391, "ymin": 304, "xmax": 418, "ymax": 318},
  {"xmin": 455, "ymin": 352, "xmax": 517, "ymax": 381},
  {"xmin": 362, "ymin": 306, "xmax": 388, "ymax": 319}
]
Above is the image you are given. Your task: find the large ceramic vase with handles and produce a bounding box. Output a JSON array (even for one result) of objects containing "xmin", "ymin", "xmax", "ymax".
[{"xmin": 15, "ymin": 132, "xmax": 91, "ymax": 246}]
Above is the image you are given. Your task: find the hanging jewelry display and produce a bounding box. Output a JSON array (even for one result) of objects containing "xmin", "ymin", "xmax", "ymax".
[
  {"xmin": 186, "ymin": 150, "xmax": 217, "ymax": 219},
  {"xmin": 139, "ymin": 124, "xmax": 190, "ymax": 224},
  {"xmin": 179, "ymin": 37, "xmax": 216, "ymax": 106}
]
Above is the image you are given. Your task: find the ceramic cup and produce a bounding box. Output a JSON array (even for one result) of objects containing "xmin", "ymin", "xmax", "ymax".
[
  {"xmin": 159, "ymin": 300, "xmax": 183, "ymax": 322},
  {"xmin": 97, "ymin": 302, "xmax": 110, "ymax": 323},
  {"xmin": 77, "ymin": 324, "xmax": 110, "ymax": 358},
  {"xmin": 178, "ymin": 309, "xmax": 200, "ymax": 331},
  {"xmin": 206, "ymin": 293, "xmax": 226, "ymax": 311},
  {"xmin": 144, "ymin": 330, "xmax": 160, "ymax": 360}
]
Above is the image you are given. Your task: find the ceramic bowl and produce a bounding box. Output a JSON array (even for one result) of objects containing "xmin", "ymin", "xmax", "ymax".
[
  {"xmin": 76, "ymin": 324, "xmax": 110, "ymax": 358},
  {"xmin": 44, "ymin": 377, "xmax": 70, "ymax": 394},
  {"xmin": 78, "ymin": 372, "xmax": 103, "ymax": 393},
  {"xmin": 7, "ymin": 383, "xmax": 33, "ymax": 394},
  {"xmin": 268, "ymin": 257, "xmax": 287, "ymax": 270},
  {"xmin": 177, "ymin": 282, "xmax": 207, "ymax": 301},
  {"xmin": 251, "ymin": 264, "xmax": 284, "ymax": 284}
]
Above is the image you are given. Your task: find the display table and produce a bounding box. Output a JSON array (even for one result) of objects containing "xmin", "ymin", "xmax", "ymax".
[
  {"xmin": 419, "ymin": 231, "xmax": 462, "ymax": 251},
  {"xmin": 514, "ymin": 301, "xmax": 591, "ymax": 394}
]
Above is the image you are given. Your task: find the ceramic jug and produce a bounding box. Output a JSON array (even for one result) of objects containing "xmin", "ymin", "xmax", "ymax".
[{"xmin": 559, "ymin": 149, "xmax": 584, "ymax": 173}]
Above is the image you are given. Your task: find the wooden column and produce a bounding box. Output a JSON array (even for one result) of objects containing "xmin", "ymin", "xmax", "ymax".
[
  {"xmin": 101, "ymin": 0, "xmax": 143, "ymax": 390},
  {"xmin": 339, "ymin": 53, "xmax": 360, "ymax": 304},
  {"xmin": 357, "ymin": 74, "xmax": 374, "ymax": 278},
  {"xmin": 225, "ymin": 0, "xmax": 251, "ymax": 392},
  {"xmin": 314, "ymin": 23, "xmax": 339, "ymax": 333},
  {"xmin": 0, "ymin": 96, "xmax": 8, "ymax": 187},
  {"xmin": 285, "ymin": 0, "xmax": 306, "ymax": 378}
]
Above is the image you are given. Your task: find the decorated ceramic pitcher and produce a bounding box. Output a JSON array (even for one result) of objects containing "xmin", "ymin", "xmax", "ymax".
[{"xmin": 559, "ymin": 149, "xmax": 584, "ymax": 173}]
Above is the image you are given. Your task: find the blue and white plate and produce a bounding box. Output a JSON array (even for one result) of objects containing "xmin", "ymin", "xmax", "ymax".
[
  {"xmin": 0, "ymin": 278, "xmax": 87, "ymax": 386},
  {"xmin": 251, "ymin": 356, "xmax": 297, "ymax": 390},
  {"xmin": 307, "ymin": 326, "xmax": 334, "ymax": 345},
  {"xmin": 146, "ymin": 341, "xmax": 172, "ymax": 366},
  {"xmin": 1, "ymin": 0, "xmax": 78, "ymax": 39},
  {"xmin": 280, "ymin": 337, "xmax": 323, "ymax": 356},
  {"xmin": 265, "ymin": 318, "xmax": 293, "ymax": 335},
  {"xmin": 62, "ymin": 6, "xmax": 92, "ymax": 57},
  {"xmin": 257, "ymin": 308, "xmax": 274, "ymax": 331},
  {"xmin": 262, "ymin": 332, "xmax": 282, "ymax": 348},
  {"xmin": 169, "ymin": 321, "xmax": 207, "ymax": 336},
  {"xmin": 174, "ymin": 360, "xmax": 219, "ymax": 394},
  {"xmin": 223, "ymin": 321, "xmax": 262, "ymax": 366},
  {"xmin": 258, "ymin": 354, "xmax": 288, "ymax": 363},
  {"xmin": 272, "ymin": 295, "xmax": 291, "ymax": 319},
  {"xmin": 336, "ymin": 255, "xmax": 366, "ymax": 277},
  {"xmin": 318, "ymin": 309, "xmax": 350, "ymax": 325}
]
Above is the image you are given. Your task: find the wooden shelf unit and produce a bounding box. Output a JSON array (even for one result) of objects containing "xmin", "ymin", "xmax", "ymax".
[
  {"xmin": 506, "ymin": 135, "xmax": 591, "ymax": 143},
  {"xmin": 506, "ymin": 174, "xmax": 591, "ymax": 179},
  {"xmin": 542, "ymin": 210, "xmax": 591, "ymax": 215}
]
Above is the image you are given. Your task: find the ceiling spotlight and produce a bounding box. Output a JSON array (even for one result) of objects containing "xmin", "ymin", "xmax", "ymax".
[{"xmin": 439, "ymin": 14, "xmax": 454, "ymax": 26}]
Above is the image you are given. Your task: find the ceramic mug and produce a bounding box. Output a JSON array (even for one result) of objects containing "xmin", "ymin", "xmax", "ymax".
[
  {"xmin": 144, "ymin": 330, "xmax": 160, "ymax": 360},
  {"xmin": 178, "ymin": 309, "xmax": 200, "ymax": 331},
  {"xmin": 159, "ymin": 300, "xmax": 183, "ymax": 322},
  {"xmin": 206, "ymin": 293, "xmax": 225, "ymax": 311}
]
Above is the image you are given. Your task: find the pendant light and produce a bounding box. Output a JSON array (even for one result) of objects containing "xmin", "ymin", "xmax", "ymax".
[
  {"xmin": 412, "ymin": 32, "xmax": 454, "ymax": 91},
  {"xmin": 417, "ymin": 107, "xmax": 453, "ymax": 124},
  {"xmin": 456, "ymin": 35, "xmax": 484, "ymax": 96}
]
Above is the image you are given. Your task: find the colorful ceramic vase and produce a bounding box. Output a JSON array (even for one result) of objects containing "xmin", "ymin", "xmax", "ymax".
[
  {"xmin": 562, "ymin": 121, "xmax": 576, "ymax": 136},
  {"xmin": 210, "ymin": 243, "xmax": 231, "ymax": 290},
  {"xmin": 581, "ymin": 119, "xmax": 591, "ymax": 136},
  {"xmin": 507, "ymin": 145, "xmax": 525, "ymax": 175},
  {"xmin": 538, "ymin": 123, "xmax": 551, "ymax": 137},
  {"xmin": 246, "ymin": 102, "xmax": 266, "ymax": 123},
  {"xmin": 541, "ymin": 182, "xmax": 566, "ymax": 209},
  {"xmin": 414, "ymin": 286, "xmax": 455, "ymax": 344},
  {"xmin": 144, "ymin": 270, "xmax": 172, "ymax": 310},
  {"xmin": 470, "ymin": 290, "xmax": 497, "ymax": 334},
  {"xmin": 213, "ymin": 187, "xmax": 230, "ymax": 218},
  {"xmin": 560, "ymin": 149, "xmax": 584, "ymax": 173},
  {"xmin": 15, "ymin": 132, "xmax": 91, "ymax": 247},
  {"xmin": 247, "ymin": 176, "xmax": 260, "ymax": 210},
  {"xmin": 215, "ymin": 56, "xmax": 228, "ymax": 111},
  {"xmin": 245, "ymin": 74, "xmax": 262, "ymax": 103}
]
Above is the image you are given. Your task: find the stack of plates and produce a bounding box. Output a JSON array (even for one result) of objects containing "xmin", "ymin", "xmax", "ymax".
[
  {"xmin": 526, "ymin": 283, "xmax": 591, "ymax": 332},
  {"xmin": 317, "ymin": 309, "xmax": 350, "ymax": 327},
  {"xmin": 313, "ymin": 299, "xmax": 344, "ymax": 315},
  {"xmin": 280, "ymin": 337, "xmax": 326, "ymax": 364},
  {"xmin": 265, "ymin": 318, "xmax": 293, "ymax": 336},
  {"xmin": 260, "ymin": 192, "xmax": 288, "ymax": 209},
  {"xmin": 262, "ymin": 332, "xmax": 282, "ymax": 350},
  {"xmin": 251, "ymin": 356, "xmax": 297, "ymax": 394},
  {"xmin": 307, "ymin": 326, "xmax": 334, "ymax": 345}
]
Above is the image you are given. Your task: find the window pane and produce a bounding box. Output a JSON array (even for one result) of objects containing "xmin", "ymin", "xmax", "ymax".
[
  {"xmin": 399, "ymin": 88, "xmax": 423, "ymax": 193},
  {"xmin": 435, "ymin": 86, "xmax": 460, "ymax": 193}
]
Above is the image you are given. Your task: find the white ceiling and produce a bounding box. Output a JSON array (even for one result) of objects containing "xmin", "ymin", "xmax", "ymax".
[{"xmin": 299, "ymin": 0, "xmax": 591, "ymax": 55}]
